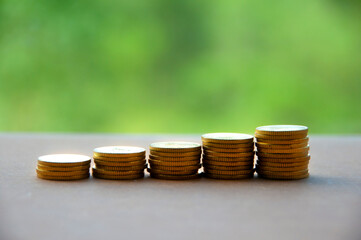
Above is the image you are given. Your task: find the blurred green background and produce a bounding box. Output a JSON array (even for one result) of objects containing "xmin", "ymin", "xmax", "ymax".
[{"xmin": 0, "ymin": 0, "xmax": 360, "ymax": 134}]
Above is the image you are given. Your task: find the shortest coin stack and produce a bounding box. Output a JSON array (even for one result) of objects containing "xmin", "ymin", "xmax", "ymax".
[
  {"xmin": 92, "ymin": 146, "xmax": 146, "ymax": 180},
  {"xmin": 36, "ymin": 154, "xmax": 91, "ymax": 181},
  {"xmin": 255, "ymin": 125, "xmax": 310, "ymax": 180},
  {"xmin": 148, "ymin": 142, "xmax": 201, "ymax": 180},
  {"xmin": 202, "ymin": 133, "xmax": 255, "ymax": 180}
]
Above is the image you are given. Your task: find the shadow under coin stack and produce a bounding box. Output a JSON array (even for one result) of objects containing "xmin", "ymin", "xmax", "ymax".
[
  {"xmin": 148, "ymin": 142, "xmax": 201, "ymax": 180},
  {"xmin": 36, "ymin": 154, "xmax": 91, "ymax": 180},
  {"xmin": 255, "ymin": 125, "xmax": 310, "ymax": 180},
  {"xmin": 202, "ymin": 133, "xmax": 255, "ymax": 180},
  {"xmin": 92, "ymin": 146, "xmax": 146, "ymax": 180}
]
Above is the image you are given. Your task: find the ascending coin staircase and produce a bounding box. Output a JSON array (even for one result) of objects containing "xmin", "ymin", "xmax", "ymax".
[{"xmin": 36, "ymin": 125, "xmax": 310, "ymax": 181}]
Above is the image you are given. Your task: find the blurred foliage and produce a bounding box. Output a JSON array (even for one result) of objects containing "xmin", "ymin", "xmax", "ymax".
[{"xmin": 0, "ymin": 0, "xmax": 360, "ymax": 133}]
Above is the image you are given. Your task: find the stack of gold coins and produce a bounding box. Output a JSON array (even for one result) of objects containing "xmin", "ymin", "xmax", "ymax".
[
  {"xmin": 147, "ymin": 142, "xmax": 201, "ymax": 180},
  {"xmin": 92, "ymin": 146, "xmax": 146, "ymax": 180},
  {"xmin": 201, "ymin": 133, "xmax": 255, "ymax": 180},
  {"xmin": 255, "ymin": 125, "xmax": 310, "ymax": 180},
  {"xmin": 36, "ymin": 154, "xmax": 91, "ymax": 180}
]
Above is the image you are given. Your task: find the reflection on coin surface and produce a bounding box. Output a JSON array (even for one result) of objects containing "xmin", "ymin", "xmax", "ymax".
[
  {"xmin": 256, "ymin": 125, "xmax": 308, "ymax": 132},
  {"xmin": 93, "ymin": 146, "xmax": 146, "ymax": 154},
  {"xmin": 38, "ymin": 154, "xmax": 91, "ymax": 164},
  {"xmin": 150, "ymin": 142, "xmax": 201, "ymax": 149},
  {"xmin": 202, "ymin": 133, "xmax": 253, "ymax": 141}
]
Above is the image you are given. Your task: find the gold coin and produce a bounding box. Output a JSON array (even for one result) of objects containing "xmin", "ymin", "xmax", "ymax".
[
  {"xmin": 93, "ymin": 172, "xmax": 144, "ymax": 180},
  {"xmin": 93, "ymin": 156, "xmax": 145, "ymax": 162},
  {"xmin": 37, "ymin": 173, "xmax": 89, "ymax": 181},
  {"xmin": 37, "ymin": 164, "xmax": 90, "ymax": 172},
  {"xmin": 256, "ymin": 125, "xmax": 308, "ymax": 136},
  {"xmin": 204, "ymin": 150, "xmax": 254, "ymax": 158},
  {"xmin": 256, "ymin": 137, "xmax": 309, "ymax": 145},
  {"xmin": 150, "ymin": 150, "xmax": 201, "ymax": 157},
  {"xmin": 149, "ymin": 142, "xmax": 201, "ymax": 152},
  {"xmin": 255, "ymin": 133, "xmax": 307, "ymax": 140},
  {"xmin": 202, "ymin": 133, "xmax": 254, "ymax": 144},
  {"xmin": 204, "ymin": 172, "xmax": 254, "ymax": 180},
  {"xmin": 147, "ymin": 168, "xmax": 199, "ymax": 176},
  {"xmin": 257, "ymin": 172, "xmax": 309, "ymax": 180},
  {"xmin": 94, "ymin": 164, "xmax": 147, "ymax": 171},
  {"xmin": 36, "ymin": 168, "xmax": 89, "ymax": 176},
  {"xmin": 256, "ymin": 150, "xmax": 309, "ymax": 159},
  {"xmin": 204, "ymin": 168, "xmax": 254, "ymax": 176},
  {"xmin": 203, "ymin": 142, "xmax": 254, "ymax": 149},
  {"xmin": 38, "ymin": 154, "xmax": 91, "ymax": 167},
  {"xmin": 202, "ymin": 159, "xmax": 253, "ymax": 166},
  {"xmin": 257, "ymin": 155, "xmax": 310, "ymax": 163},
  {"xmin": 256, "ymin": 146, "xmax": 310, "ymax": 154},
  {"xmin": 256, "ymin": 169, "xmax": 308, "ymax": 176},
  {"xmin": 149, "ymin": 164, "xmax": 200, "ymax": 172},
  {"xmin": 93, "ymin": 146, "xmax": 146, "ymax": 158},
  {"xmin": 203, "ymin": 163, "xmax": 253, "ymax": 171},
  {"xmin": 256, "ymin": 160, "xmax": 309, "ymax": 168},
  {"xmin": 94, "ymin": 159, "xmax": 146, "ymax": 167},
  {"xmin": 203, "ymin": 146, "xmax": 254, "ymax": 153},
  {"xmin": 149, "ymin": 154, "xmax": 200, "ymax": 162},
  {"xmin": 255, "ymin": 164, "xmax": 308, "ymax": 172},
  {"xmin": 149, "ymin": 172, "xmax": 200, "ymax": 180},
  {"xmin": 92, "ymin": 167, "xmax": 144, "ymax": 176},
  {"xmin": 149, "ymin": 159, "xmax": 200, "ymax": 167},
  {"xmin": 255, "ymin": 142, "xmax": 308, "ymax": 149},
  {"xmin": 202, "ymin": 154, "xmax": 254, "ymax": 162}
]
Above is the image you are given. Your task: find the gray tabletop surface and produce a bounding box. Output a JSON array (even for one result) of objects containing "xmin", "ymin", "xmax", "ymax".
[{"xmin": 0, "ymin": 133, "xmax": 360, "ymax": 240}]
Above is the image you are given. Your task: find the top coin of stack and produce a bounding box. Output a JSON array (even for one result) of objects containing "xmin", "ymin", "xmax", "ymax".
[
  {"xmin": 202, "ymin": 133, "xmax": 255, "ymax": 179},
  {"xmin": 148, "ymin": 142, "xmax": 201, "ymax": 180},
  {"xmin": 36, "ymin": 154, "xmax": 91, "ymax": 181},
  {"xmin": 92, "ymin": 146, "xmax": 146, "ymax": 180},
  {"xmin": 255, "ymin": 125, "xmax": 310, "ymax": 180}
]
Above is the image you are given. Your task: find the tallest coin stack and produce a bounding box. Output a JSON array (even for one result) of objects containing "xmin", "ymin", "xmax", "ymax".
[{"xmin": 255, "ymin": 125, "xmax": 310, "ymax": 180}]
